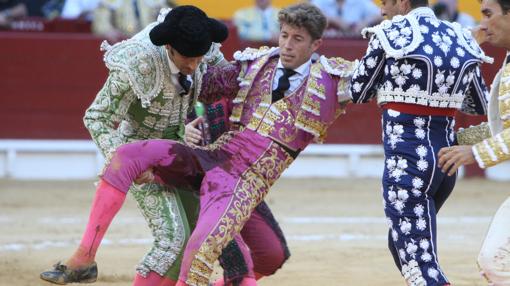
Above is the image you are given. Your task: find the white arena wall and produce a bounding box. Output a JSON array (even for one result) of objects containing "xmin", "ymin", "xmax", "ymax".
[{"xmin": 0, "ymin": 140, "xmax": 508, "ymax": 181}]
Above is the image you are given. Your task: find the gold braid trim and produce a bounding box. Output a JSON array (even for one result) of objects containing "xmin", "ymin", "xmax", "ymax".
[{"xmin": 456, "ymin": 122, "xmax": 491, "ymax": 145}]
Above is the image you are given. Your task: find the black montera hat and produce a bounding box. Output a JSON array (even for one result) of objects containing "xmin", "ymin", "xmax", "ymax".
[{"xmin": 149, "ymin": 5, "xmax": 228, "ymax": 57}]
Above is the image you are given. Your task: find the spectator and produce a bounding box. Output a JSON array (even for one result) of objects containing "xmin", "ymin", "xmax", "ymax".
[
  {"xmin": 21, "ymin": 0, "xmax": 63, "ymax": 18},
  {"xmin": 0, "ymin": 0, "xmax": 27, "ymax": 28},
  {"xmin": 233, "ymin": 0, "xmax": 279, "ymax": 43},
  {"xmin": 433, "ymin": 0, "xmax": 476, "ymax": 28},
  {"xmin": 312, "ymin": 0, "xmax": 382, "ymax": 36},
  {"xmin": 92, "ymin": 0, "xmax": 175, "ymax": 43},
  {"xmin": 61, "ymin": 0, "xmax": 100, "ymax": 20}
]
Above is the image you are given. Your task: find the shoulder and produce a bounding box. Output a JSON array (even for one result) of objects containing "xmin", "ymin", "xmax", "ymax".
[
  {"xmin": 100, "ymin": 35, "xmax": 165, "ymax": 106},
  {"xmin": 361, "ymin": 14, "xmax": 422, "ymax": 58},
  {"xmin": 316, "ymin": 56, "xmax": 356, "ymax": 78},
  {"xmin": 233, "ymin": 46, "xmax": 278, "ymax": 62}
]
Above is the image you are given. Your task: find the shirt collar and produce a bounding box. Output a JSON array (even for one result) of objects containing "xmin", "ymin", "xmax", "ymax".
[
  {"xmin": 276, "ymin": 58, "xmax": 312, "ymax": 77},
  {"xmin": 165, "ymin": 48, "xmax": 181, "ymax": 75}
]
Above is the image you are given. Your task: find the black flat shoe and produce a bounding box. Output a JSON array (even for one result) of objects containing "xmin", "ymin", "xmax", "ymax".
[{"xmin": 40, "ymin": 261, "xmax": 97, "ymax": 285}]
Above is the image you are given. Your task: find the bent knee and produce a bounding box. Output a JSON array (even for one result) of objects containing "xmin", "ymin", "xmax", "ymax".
[{"xmin": 253, "ymin": 247, "xmax": 287, "ymax": 275}]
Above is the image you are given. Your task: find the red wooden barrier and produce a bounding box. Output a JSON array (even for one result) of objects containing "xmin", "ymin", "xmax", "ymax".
[{"xmin": 0, "ymin": 29, "xmax": 506, "ymax": 168}]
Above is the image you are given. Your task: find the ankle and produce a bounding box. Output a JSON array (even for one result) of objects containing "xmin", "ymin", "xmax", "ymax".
[{"xmin": 66, "ymin": 246, "xmax": 95, "ymax": 269}]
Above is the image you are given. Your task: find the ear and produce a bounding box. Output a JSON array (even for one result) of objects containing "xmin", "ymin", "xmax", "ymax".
[{"xmin": 311, "ymin": 38, "xmax": 323, "ymax": 53}]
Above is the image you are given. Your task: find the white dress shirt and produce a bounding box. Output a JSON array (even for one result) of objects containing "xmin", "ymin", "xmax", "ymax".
[
  {"xmin": 165, "ymin": 49, "xmax": 193, "ymax": 94},
  {"xmin": 272, "ymin": 59, "xmax": 311, "ymax": 96}
]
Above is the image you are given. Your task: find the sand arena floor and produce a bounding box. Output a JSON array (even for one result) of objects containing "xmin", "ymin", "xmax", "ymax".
[{"xmin": 0, "ymin": 178, "xmax": 508, "ymax": 286}]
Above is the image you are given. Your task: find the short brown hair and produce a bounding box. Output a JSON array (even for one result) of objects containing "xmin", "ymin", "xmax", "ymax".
[
  {"xmin": 278, "ymin": 3, "xmax": 327, "ymax": 40},
  {"xmin": 479, "ymin": 0, "xmax": 510, "ymax": 13},
  {"xmin": 409, "ymin": 0, "xmax": 429, "ymax": 8},
  {"xmin": 495, "ymin": 0, "xmax": 510, "ymax": 13}
]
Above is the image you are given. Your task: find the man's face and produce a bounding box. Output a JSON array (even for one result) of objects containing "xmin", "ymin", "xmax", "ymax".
[
  {"xmin": 256, "ymin": 0, "xmax": 270, "ymax": 10},
  {"xmin": 480, "ymin": 0, "xmax": 510, "ymax": 49},
  {"xmin": 166, "ymin": 46, "xmax": 204, "ymax": 75},
  {"xmin": 278, "ymin": 23, "xmax": 322, "ymax": 70},
  {"xmin": 381, "ymin": 0, "xmax": 405, "ymax": 20}
]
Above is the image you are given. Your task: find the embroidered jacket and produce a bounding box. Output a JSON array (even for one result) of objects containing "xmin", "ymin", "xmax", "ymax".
[
  {"xmin": 199, "ymin": 46, "xmax": 354, "ymax": 151},
  {"xmin": 470, "ymin": 58, "xmax": 510, "ymax": 168},
  {"xmin": 84, "ymin": 8, "xmax": 225, "ymax": 157},
  {"xmin": 350, "ymin": 7, "xmax": 492, "ymax": 115}
]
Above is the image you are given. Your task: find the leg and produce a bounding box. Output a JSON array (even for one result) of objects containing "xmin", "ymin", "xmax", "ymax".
[
  {"xmin": 177, "ymin": 167, "xmax": 266, "ymax": 285},
  {"xmin": 477, "ymin": 197, "xmax": 510, "ymax": 285},
  {"xmin": 131, "ymin": 183, "xmax": 198, "ymax": 281},
  {"xmin": 217, "ymin": 238, "xmax": 253, "ymax": 286},
  {"xmin": 40, "ymin": 179, "xmax": 124, "ymax": 284},
  {"xmin": 381, "ymin": 111, "xmax": 453, "ymax": 286},
  {"xmin": 40, "ymin": 140, "xmax": 188, "ymax": 284},
  {"xmin": 387, "ymin": 174, "xmax": 455, "ymax": 273},
  {"xmin": 241, "ymin": 201, "xmax": 289, "ymax": 278}
]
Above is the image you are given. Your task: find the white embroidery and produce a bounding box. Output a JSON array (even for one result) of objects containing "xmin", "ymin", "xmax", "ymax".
[
  {"xmin": 433, "ymin": 56, "xmax": 443, "ymax": 67},
  {"xmin": 386, "ymin": 122, "xmax": 405, "ymax": 149},
  {"xmin": 392, "ymin": 229, "xmax": 399, "ymax": 242},
  {"xmin": 352, "ymin": 82, "xmax": 363, "ymax": 93},
  {"xmin": 428, "ymin": 268, "xmax": 440, "ymax": 281},
  {"xmin": 456, "ymin": 47, "xmax": 465, "ymax": 57},
  {"xmin": 412, "ymin": 177, "xmax": 424, "ymax": 197},
  {"xmin": 416, "ymin": 217, "xmax": 427, "ymax": 231},
  {"xmin": 412, "ymin": 68, "xmax": 423, "ymax": 79},
  {"xmin": 388, "ymin": 109, "xmax": 401, "ymax": 117},
  {"xmin": 388, "ymin": 187, "xmax": 410, "ymax": 214},
  {"xmin": 366, "ymin": 56, "xmax": 378, "ymax": 68},
  {"xmin": 421, "ymin": 252, "xmax": 432, "ymax": 262},
  {"xmin": 413, "ymin": 204, "xmax": 425, "ymax": 217},
  {"xmin": 432, "ymin": 32, "xmax": 452, "ymax": 55},
  {"xmin": 400, "ymin": 219, "xmax": 412, "ymax": 234},
  {"xmin": 419, "ymin": 239, "xmax": 430, "ymax": 251},
  {"xmin": 450, "ymin": 57, "xmax": 460, "ymax": 68},
  {"xmin": 406, "ymin": 241, "xmax": 419, "ymax": 258}
]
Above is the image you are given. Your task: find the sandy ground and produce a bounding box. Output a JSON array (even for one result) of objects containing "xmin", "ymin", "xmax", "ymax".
[{"xmin": 0, "ymin": 178, "xmax": 508, "ymax": 286}]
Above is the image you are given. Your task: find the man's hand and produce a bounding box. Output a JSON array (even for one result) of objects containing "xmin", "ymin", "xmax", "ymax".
[
  {"xmin": 134, "ymin": 168, "xmax": 155, "ymax": 185},
  {"xmin": 184, "ymin": 117, "xmax": 204, "ymax": 145},
  {"xmin": 437, "ymin": 145, "xmax": 476, "ymax": 176},
  {"xmin": 471, "ymin": 26, "xmax": 487, "ymax": 45}
]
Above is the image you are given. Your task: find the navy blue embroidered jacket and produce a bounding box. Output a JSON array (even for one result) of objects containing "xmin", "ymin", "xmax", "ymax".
[{"xmin": 350, "ymin": 7, "xmax": 493, "ymax": 115}]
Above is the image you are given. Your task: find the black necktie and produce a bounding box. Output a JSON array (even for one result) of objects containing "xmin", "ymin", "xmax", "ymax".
[
  {"xmin": 272, "ymin": 68, "xmax": 297, "ymax": 103},
  {"xmin": 178, "ymin": 72, "xmax": 191, "ymax": 95}
]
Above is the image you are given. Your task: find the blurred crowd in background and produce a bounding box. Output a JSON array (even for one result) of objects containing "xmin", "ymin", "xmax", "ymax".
[{"xmin": 0, "ymin": 0, "xmax": 478, "ymax": 43}]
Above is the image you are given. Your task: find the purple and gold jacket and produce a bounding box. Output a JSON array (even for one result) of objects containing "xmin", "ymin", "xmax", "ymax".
[{"xmin": 199, "ymin": 47, "xmax": 354, "ymax": 152}]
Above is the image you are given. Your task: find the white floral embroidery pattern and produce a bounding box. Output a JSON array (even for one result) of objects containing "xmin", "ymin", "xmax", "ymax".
[
  {"xmin": 433, "ymin": 56, "xmax": 443, "ymax": 67},
  {"xmin": 386, "ymin": 156, "xmax": 408, "ymax": 181},
  {"xmin": 387, "ymin": 23, "xmax": 413, "ymax": 48},
  {"xmin": 402, "ymin": 260, "xmax": 427, "ymax": 286},
  {"xmin": 415, "ymin": 145, "xmax": 429, "ymax": 172},
  {"xmin": 432, "ymin": 31, "xmax": 452, "ymax": 55},
  {"xmin": 423, "ymin": 44, "xmax": 433, "ymax": 55},
  {"xmin": 388, "ymin": 109, "xmax": 401, "ymax": 117},
  {"xmin": 406, "ymin": 239, "xmax": 418, "ymax": 259},
  {"xmin": 414, "ymin": 117, "xmax": 426, "ymax": 140},
  {"xmin": 456, "ymin": 47, "xmax": 465, "ymax": 57},
  {"xmin": 352, "ymin": 82, "xmax": 363, "ymax": 93},
  {"xmin": 428, "ymin": 267, "xmax": 440, "ymax": 282},
  {"xmin": 388, "ymin": 186, "xmax": 410, "ymax": 214},
  {"xmin": 450, "ymin": 57, "xmax": 460, "ymax": 68},
  {"xmin": 419, "ymin": 239, "xmax": 432, "ymax": 262},
  {"xmin": 412, "ymin": 177, "xmax": 424, "ymax": 197},
  {"xmin": 386, "ymin": 122, "xmax": 405, "ymax": 149},
  {"xmin": 400, "ymin": 218, "xmax": 412, "ymax": 234},
  {"xmin": 434, "ymin": 69, "xmax": 456, "ymax": 96}
]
